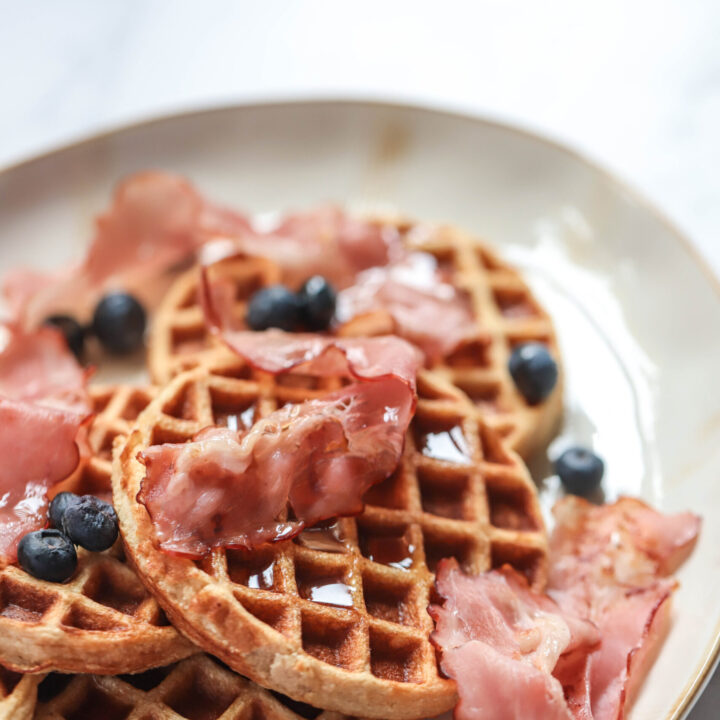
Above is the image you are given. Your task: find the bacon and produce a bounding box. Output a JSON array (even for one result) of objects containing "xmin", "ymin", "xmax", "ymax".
[
  {"xmin": 0, "ymin": 325, "xmax": 90, "ymax": 414},
  {"xmin": 430, "ymin": 559, "xmax": 600, "ymax": 720},
  {"xmin": 0, "ymin": 326, "xmax": 90, "ymax": 563},
  {"xmin": 4, "ymin": 172, "xmax": 250, "ymax": 328},
  {"xmin": 0, "ymin": 399, "xmax": 85, "ymax": 564},
  {"xmin": 430, "ymin": 498, "xmax": 700, "ymax": 720},
  {"xmin": 138, "ymin": 332, "xmax": 421, "ymax": 555},
  {"xmin": 335, "ymin": 252, "xmax": 477, "ymax": 362},
  {"xmin": 548, "ymin": 496, "xmax": 701, "ymax": 720},
  {"xmin": 201, "ymin": 206, "xmax": 399, "ymax": 291}
]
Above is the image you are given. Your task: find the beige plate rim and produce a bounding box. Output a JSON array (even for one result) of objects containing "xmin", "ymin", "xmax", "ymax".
[{"xmin": 0, "ymin": 97, "xmax": 717, "ymax": 719}]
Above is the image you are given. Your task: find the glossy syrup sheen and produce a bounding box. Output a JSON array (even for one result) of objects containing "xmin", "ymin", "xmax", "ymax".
[{"xmin": 417, "ymin": 424, "xmax": 472, "ymax": 465}]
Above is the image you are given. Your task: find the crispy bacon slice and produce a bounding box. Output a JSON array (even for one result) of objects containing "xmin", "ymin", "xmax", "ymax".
[
  {"xmin": 336, "ymin": 251, "xmax": 477, "ymax": 362},
  {"xmin": 3, "ymin": 172, "xmax": 249, "ymax": 327},
  {"xmin": 430, "ymin": 498, "xmax": 700, "ymax": 720},
  {"xmin": 0, "ymin": 399, "xmax": 86, "ymax": 564},
  {"xmin": 0, "ymin": 326, "xmax": 90, "ymax": 563},
  {"xmin": 0, "ymin": 325, "xmax": 90, "ymax": 414},
  {"xmin": 548, "ymin": 496, "xmax": 701, "ymax": 720},
  {"xmin": 200, "ymin": 206, "xmax": 399, "ymax": 291},
  {"xmin": 430, "ymin": 559, "xmax": 600, "ymax": 720},
  {"xmin": 138, "ymin": 333, "xmax": 421, "ymax": 555}
]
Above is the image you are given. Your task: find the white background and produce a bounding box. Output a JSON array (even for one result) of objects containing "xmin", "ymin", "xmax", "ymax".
[{"xmin": 0, "ymin": 1, "xmax": 718, "ymax": 715}]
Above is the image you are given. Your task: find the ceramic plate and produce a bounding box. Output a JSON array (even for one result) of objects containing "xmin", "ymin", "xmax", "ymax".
[{"xmin": 0, "ymin": 100, "xmax": 718, "ymax": 719}]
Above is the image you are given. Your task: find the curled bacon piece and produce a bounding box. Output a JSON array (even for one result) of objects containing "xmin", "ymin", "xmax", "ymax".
[
  {"xmin": 4, "ymin": 172, "xmax": 249, "ymax": 328},
  {"xmin": 336, "ymin": 251, "xmax": 477, "ymax": 362},
  {"xmin": 0, "ymin": 325, "xmax": 91, "ymax": 414},
  {"xmin": 430, "ymin": 498, "xmax": 700, "ymax": 720},
  {"xmin": 0, "ymin": 399, "xmax": 86, "ymax": 564},
  {"xmin": 138, "ymin": 332, "xmax": 421, "ymax": 555},
  {"xmin": 200, "ymin": 206, "xmax": 399, "ymax": 291},
  {"xmin": 548, "ymin": 496, "xmax": 701, "ymax": 720},
  {"xmin": 430, "ymin": 559, "xmax": 600, "ymax": 720},
  {"xmin": 0, "ymin": 326, "xmax": 90, "ymax": 564}
]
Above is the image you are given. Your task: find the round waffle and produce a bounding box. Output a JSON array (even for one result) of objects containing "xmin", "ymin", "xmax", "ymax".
[
  {"xmin": 112, "ymin": 356, "xmax": 548, "ymax": 719},
  {"xmin": 33, "ymin": 655, "xmax": 355, "ymax": 720},
  {"xmin": 0, "ymin": 667, "xmax": 39, "ymax": 720},
  {"xmin": 0, "ymin": 385, "xmax": 195, "ymax": 675},
  {"xmin": 147, "ymin": 219, "xmax": 562, "ymax": 459}
]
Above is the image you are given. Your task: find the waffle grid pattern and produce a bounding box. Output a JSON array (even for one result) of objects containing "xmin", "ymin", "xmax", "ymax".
[
  {"xmin": 403, "ymin": 223, "xmax": 560, "ymax": 456},
  {"xmin": 34, "ymin": 656, "xmax": 351, "ymax": 720},
  {"xmin": 0, "ymin": 386, "xmax": 193, "ymax": 675},
  {"xmin": 115, "ymin": 359, "xmax": 546, "ymax": 717},
  {"xmin": 148, "ymin": 220, "xmax": 561, "ymax": 458},
  {"xmin": 148, "ymin": 256, "xmax": 281, "ymax": 385}
]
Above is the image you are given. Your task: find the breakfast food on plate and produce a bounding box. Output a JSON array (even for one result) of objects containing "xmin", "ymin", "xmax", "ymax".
[
  {"xmin": 0, "ymin": 667, "xmax": 40, "ymax": 720},
  {"xmin": 112, "ymin": 344, "xmax": 548, "ymax": 719},
  {"xmin": 0, "ymin": 171, "xmax": 702, "ymax": 720},
  {"xmin": 149, "ymin": 212, "xmax": 563, "ymax": 459},
  {"xmin": 0, "ymin": 383, "xmax": 194, "ymax": 674}
]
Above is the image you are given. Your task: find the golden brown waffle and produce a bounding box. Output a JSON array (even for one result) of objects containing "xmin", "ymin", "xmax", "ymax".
[
  {"xmin": 112, "ymin": 356, "xmax": 548, "ymax": 719},
  {"xmin": 147, "ymin": 220, "xmax": 561, "ymax": 459},
  {"xmin": 32, "ymin": 655, "xmax": 360, "ymax": 720},
  {"xmin": 148, "ymin": 254, "xmax": 281, "ymax": 385},
  {"xmin": 0, "ymin": 666, "xmax": 40, "ymax": 720},
  {"xmin": 0, "ymin": 385, "xmax": 195, "ymax": 675}
]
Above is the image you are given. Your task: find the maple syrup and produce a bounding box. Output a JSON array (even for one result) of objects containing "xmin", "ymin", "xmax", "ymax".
[{"xmin": 416, "ymin": 424, "xmax": 471, "ymax": 464}]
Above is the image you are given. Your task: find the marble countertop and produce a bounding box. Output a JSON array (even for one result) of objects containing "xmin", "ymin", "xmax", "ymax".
[{"xmin": 1, "ymin": 0, "xmax": 718, "ymax": 715}]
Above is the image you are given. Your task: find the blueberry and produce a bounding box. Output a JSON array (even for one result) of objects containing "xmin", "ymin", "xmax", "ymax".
[
  {"xmin": 48, "ymin": 491, "xmax": 80, "ymax": 530},
  {"xmin": 508, "ymin": 343, "xmax": 558, "ymax": 404},
  {"xmin": 298, "ymin": 276, "xmax": 337, "ymax": 331},
  {"xmin": 44, "ymin": 315, "xmax": 85, "ymax": 360},
  {"xmin": 246, "ymin": 285, "xmax": 302, "ymax": 331},
  {"xmin": 62, "ymin": 496, "xmax": 119, "ymax": 551},
  {"xmin": 555, "ymin": 446, "xmax": 605, "ymax": 496},
  {"xmin": 18, "ymin": 529, "xmax": 77, "ymax": 583},
  {"xmin": 91, "ymin": 292, "xmax": 147, "ymax": 354}
]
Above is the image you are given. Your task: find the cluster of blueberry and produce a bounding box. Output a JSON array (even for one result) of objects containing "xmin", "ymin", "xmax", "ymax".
[
  {"xmin": 18, "ymin": 493, "xmax": 118, "ymax": 583},
  {"xmin": 47, "ymin": 291, "xmax": 147, "ymax": 359},
  {"xmin": 246, "ymin": 276, "xmax": 337, "ymax": 332}
]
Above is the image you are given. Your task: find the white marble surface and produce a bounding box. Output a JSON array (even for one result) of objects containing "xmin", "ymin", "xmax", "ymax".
[{"xmin": 0, "ymin": 1, "xmax": 718, "ymax": 715}]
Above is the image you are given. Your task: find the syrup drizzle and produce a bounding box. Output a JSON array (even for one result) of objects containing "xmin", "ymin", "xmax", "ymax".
[
  {"xmin": 217, "ymin": 405, "xmax": 256, "ymax": 431},
  {"xmin": 296, "ymin": 520, "xmax": 347, "ymax": 553},
  {"xmin": 361, "ymin": 529, "xmax": 415, "ymax": 571},
  {"xmin": 246, "ymin": 559, "xmax": 275, "ymax": 590},
  {"xmin": 418, "ymin": 424, "xmax": 472, "ymax": 464},
  {"xmin": 305, "ymin": 578, "xmax": 354, "ymax": 608}
]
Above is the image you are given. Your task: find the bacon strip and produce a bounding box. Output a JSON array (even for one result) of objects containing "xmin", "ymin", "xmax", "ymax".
[
  {"xmin": 3, "ymin": 172, "xmax": 249, "ymax": 328},
  {"xmin": 548, "ymin": 496, "xmax": 701, "ymax": 720},
  {"xmin": 0, "ymin": 326, "xmax": 90, "ymax": 563},
  {"xmin": 200, "ymin": 206, "xmax": 399, "ymax": 291},
  {"xmin": 430, "ymin": 559, "xmax": 600, "ymax": 720},
  {"xmin": 336, "ymin": 251, "xmax": 477, "ymax": 362},
  {"xmin": 0, "ymin": 399, "xmax": 86, "ymax": 564},
  {"xmin": 430, "ymin": 498, "xmax": 700, "ymax": 720},
  {"xmin": 138, "ymin": 333, "xmax": 421, "ymax": 555},
  {"xmin": 0, "ymin": 325, "xmax": 91, "ymax": 414}
]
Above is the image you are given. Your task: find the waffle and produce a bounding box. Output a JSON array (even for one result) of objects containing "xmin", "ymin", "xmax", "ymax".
[
  {"xmin": 112, "ymin": 355, "xmax": 548, "ymax": 719},
  {"xmin": 147, "ymin": 219, "xmax": 562, "ymax": 458},
  {"xmin": 0, "ymin": 385, "xmax": 195, "ymax": 674},
  {"xmin": 32, "ymin": 655, "xmax": 362, "ymax": 720},
  {"xmin": 148, "ymin": 254, "xmax": 281, "ymax": 385},
  {"xmin": 0, "ymin": 666, "xmax": 40, "ymax": 720}
]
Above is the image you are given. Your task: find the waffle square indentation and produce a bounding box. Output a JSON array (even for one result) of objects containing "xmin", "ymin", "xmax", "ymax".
[
  {"xmin": 0, "ymin": 577, "xmax": 56, "ymax": 623},
  {"xmin": 369, "ymin": 628, "xmax": 423, "ymax": 683}
]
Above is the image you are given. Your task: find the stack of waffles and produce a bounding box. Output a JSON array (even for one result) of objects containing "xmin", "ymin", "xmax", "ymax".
[{"xmin": 1, "ymin": 221, "xmax": 562, "ymax": 720}]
